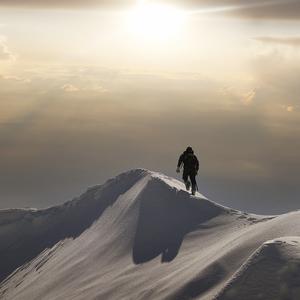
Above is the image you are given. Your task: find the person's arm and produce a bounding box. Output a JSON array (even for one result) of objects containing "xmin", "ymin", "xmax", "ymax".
[
  {"xmin": 176, "ymin": 154, "xmax": 184, "ymax": 172},
  {"xmin": 177, "ymin": 154, "xmax": 184, "ymax": 168},
  {"xmin": 195, "ymin": 156, "xmax": 199, "ymax": 173}
]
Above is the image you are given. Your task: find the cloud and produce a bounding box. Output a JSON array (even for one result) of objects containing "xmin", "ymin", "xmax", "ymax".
[
  {"xmin": 61, "ymin": 83, "xmax": 108, "ymax": 93},
  {"xmin": 61, "ymin": 84, "xmax": 80, "ymax": 92},
  {"xmin": 82, "ymin": 84, "xmax": 108, "ymax": 93},
  {"xmin": 251, "ymin": 50, "xmax": 300, "ymax": 108},
  {"xmin": 225, "ymin": 0, "xmax": 300, "ymax": 20},
  {"xmin": 139, "ymin": 0, "xmax": 299, "ymax": 20},
  {"xmin": 61, "ymin": 82, "xmax": 107, "ymax": 93},
  {"xmin": 241, "ymin": 90, "xmax": 256, "ymax": 105},
  {"xmin": 255, "ymin": 36, "xmax": 300, "ymax": 47},
  {"xmin": 0, "ymin": 75, "xmax": 31, "ymax": 83},
  {"xmin": 0, "ymin": 0, "xmax": 133, "ymax": 9},
  {"xmin": 0, "ymin": 0, "xmax": 299, "ymax": 19},
  {"xmin": 0, "ymin": 37, "xmax": 15, "ymax": 61},
  {"xmin": 220, "ymin": 87, "xmax": 257, "ymax": 106}
]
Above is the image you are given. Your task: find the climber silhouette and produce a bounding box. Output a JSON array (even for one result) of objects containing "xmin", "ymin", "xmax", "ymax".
[{"xmin": 176, "ymin": 146, "xmax": 199, "ymax": 195}]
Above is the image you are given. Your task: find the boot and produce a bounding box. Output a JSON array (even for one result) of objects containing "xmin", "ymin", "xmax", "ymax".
[
  {"xmin": 185, "ymin": 180, "xmax": 191, "ymax": 191},
  {"xmin": 191, "ymin": 185, "xmax": 196, "ymax": 195}
]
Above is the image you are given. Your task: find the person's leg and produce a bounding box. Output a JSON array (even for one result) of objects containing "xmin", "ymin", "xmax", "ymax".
[
  {"xmin": 182, "ymin": 170, "xmax": 191, "ymax": 191},
  {"xmin": 190, "ymin": 172, "xmax": 197, "ymax": 195}
]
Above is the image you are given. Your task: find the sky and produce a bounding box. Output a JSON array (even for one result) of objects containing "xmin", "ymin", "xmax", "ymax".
[{"xmin": 0, "ymin": 0, "xmax": 299, "ymax": 214}]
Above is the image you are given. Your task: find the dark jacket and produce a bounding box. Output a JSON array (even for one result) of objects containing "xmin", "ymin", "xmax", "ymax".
[{"xmin": 177, "ymin": 151, "xmax": 199, "ymax": 173}]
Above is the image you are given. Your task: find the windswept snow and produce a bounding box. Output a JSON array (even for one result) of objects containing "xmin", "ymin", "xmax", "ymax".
[
  {"xmin": 0, "ymin": 169, "xmax": 299, "ymax": 300},
  {"xmin": 216, "ymin": 237, "xmax": 300, "ymax": 300}
]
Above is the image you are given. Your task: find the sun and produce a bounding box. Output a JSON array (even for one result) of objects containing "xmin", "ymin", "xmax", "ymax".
[{"xmin": 126, "ymin": 2, "xmax": 186, "ymax": 42}]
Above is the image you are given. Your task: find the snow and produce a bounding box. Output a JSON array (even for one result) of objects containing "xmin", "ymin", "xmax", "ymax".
[
  {"xmin": 216, "ymin": 237, "xmax": 300, "ymax": 300},
  {"xmin": 0, "ymin": 169, "xmax": 299, "ymax": 300}
]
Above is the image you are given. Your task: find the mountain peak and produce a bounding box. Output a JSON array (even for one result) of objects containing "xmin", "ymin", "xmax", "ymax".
[
  {"xmin": 0, "ymin": 168, "xmax": 230, "ymax": 283},
  {"xmin": 2, "ymin": 170, "xmax": 299, "ymax": 300}
]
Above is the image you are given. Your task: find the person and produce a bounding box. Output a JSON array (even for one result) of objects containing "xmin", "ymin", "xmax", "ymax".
[{"xmin": 176, "ymin": 146, "xmax": 199, "ymax": 195}]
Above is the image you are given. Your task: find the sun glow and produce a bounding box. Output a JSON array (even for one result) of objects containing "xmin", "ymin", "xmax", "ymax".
[{"xmin": 126, "ymin": 3, "xmax": 186, "ymax": 42}]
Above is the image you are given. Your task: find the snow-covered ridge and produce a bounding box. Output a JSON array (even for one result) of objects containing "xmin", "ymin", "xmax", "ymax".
[
  {"xmin": 0, "ymin": 169, "xmax": 299, "ymax": 300},
  {"xmin": 0, "ymin": 168, "xmax": 233, "ymax": 282},
  {"xmin": 0, "ymin": 168, "xmax": 147, "ymax": 282},
  {"xmin": 215, "ymin": 237, "xmax": 300, "ymax": 300}
]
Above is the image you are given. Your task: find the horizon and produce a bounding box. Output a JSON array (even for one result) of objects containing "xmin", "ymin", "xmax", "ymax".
[{"xmin": 0, "ymin": 0, "xmax": 299, "ymax": 214}]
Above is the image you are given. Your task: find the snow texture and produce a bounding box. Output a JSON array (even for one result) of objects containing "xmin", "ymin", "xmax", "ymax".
[{"xmin": 0, "ymin": 169, "xmax": 299, "ymax": 300}]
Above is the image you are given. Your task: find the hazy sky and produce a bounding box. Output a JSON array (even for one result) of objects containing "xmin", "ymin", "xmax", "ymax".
[{"xmin": 0, "ymin": 0, "xmax": 299, "ymax": 214}]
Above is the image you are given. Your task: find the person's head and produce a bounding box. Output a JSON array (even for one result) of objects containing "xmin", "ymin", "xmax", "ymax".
[{"xmin": 186, "ymin": 146, "xmax": 193, "ymax": 154}]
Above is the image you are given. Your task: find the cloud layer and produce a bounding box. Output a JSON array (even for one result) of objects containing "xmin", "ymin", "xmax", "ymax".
[
  {"xmin": 0, "ymin": 0, "xmax": 133, "ymax": 9},
  {"xmin": 0, "ymin": 36, "xmax": 15, "ymax": 61},
  {"xmin": 0, "ymin": 57, "xmax": 299, "ymax": 214},
  {"xmin": 0, "ymin": 0, "xmax": 300, "ymax": 19},
  {"xmin": 168, "ymin": 0, "xmax": 300, "ymax": 19},
  {"xmin": 255, "ymin": 36, "xmax": 300, "ymax": 46}
]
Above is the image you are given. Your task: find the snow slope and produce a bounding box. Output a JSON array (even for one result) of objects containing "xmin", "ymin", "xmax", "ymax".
[
  {"xmin": 0, "ymin": 169, "xmax": 299, "ymax": 300},
  {"xmin": 216, "ymin": 237, "xmax": 300, "ymax": 300}
]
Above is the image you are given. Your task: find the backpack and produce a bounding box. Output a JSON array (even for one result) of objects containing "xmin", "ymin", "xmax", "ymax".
[{"xmin": 183, "ymin": 153, "xmax": 197, "ymax": 171}]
